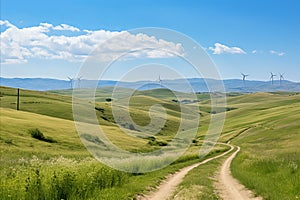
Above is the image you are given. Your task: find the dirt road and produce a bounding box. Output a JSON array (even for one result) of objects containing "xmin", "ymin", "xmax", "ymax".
[
  {"xmin": 216, "ymin": 146, "xmax": 263, "ymax": 200},
  {"xmin": 140, "ymin": 144, "xmax": 234, "ymax": 200}
]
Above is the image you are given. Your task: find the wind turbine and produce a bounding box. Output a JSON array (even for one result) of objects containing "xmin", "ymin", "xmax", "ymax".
[
  {"xmin": 279, "ymin": 73, "xmax": 285, "ymax": 86},
  {"xmin": 158, "ymin": 75, "xmax": 162, "ymax": 88},
  {"xmin": 67, "ymin": 77, "xmax": 74, "ymax": 89},
  {"xmin": 241, "ymin": 73, "xmax": 249, "ymax": 86},
  {"xmin": 270, "ymin": 72, "xmax": 276, "ymax": 85},
  {"xmin": 77, "ymin": 76, "xmax": 83, "ymax": 88}
]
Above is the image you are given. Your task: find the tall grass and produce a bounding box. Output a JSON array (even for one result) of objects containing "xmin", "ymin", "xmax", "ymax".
[
  {"xmin": 0, "ymin": 147, "xmax": 229, "ymax": 199},
  {"xmin": 231, "ymin": 153, "xmax": 300, "ymax": 200},
  {"xmin": 0, "ymin": 156, "xmax": 129, "ymax": 200}
]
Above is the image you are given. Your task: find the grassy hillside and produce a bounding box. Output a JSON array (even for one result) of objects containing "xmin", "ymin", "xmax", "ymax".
[
  {"xmin": 0, "ymin": 86, "xmax": 225, "ymax": 199},
  {"xmin": 0, "ymin": 87, "xmax": 74, "ymax": 120},
  {"xmin": 0, "ymin": 108, "xmax": 85, "ymax": 157},
  {"xmin": 171, "ymin": 92, "xmax": 300, "ymax": 200},
  {"xmin": 218, "ymin": 92, "xmax": 300, "ymax": 200},
  {"xmin": 231, "ymin": 101, "xmax": 300, "ymax": 198},
  {"xmin": 1, "ymin": 86, "xmax": 299, "ymax": 199},
  {"xmin": 0, "ymin": 86, "xmax": 211, "ymax": 152}
]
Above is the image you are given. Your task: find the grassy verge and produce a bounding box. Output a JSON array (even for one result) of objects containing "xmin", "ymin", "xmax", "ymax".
[
  {"xmin": 231, "ymin": 153, "xmax": 300, "ymax": 200},
  {"xmin": 0, "ymin": 145, "xmax": 229, "ymax": 200},
  {"xmin": 1, "ymin": 157, "xmax": 128, "ymax": 200},
  {"xmin": 228, "ymin": 99, "xmax": 300, "ymax": 200}
]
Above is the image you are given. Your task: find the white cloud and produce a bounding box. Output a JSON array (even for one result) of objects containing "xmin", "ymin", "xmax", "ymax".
[
  {"xmin": 270, "ymin": 50, "xmax": 285, "ymax": 56},
  {"xmin": 0, "ymin": 20, "xmax": 15, "ymax": 28},
  {"xmin": 53, "ymin": 24, "xmax": 80, "ymax": 32},
  {"xmin": 209, "ymin": 43, "xmax": 246, "ymax": 55},
  {"xmin": 0, "ymin": 20, "xmax": 184, "ymax": 64},
  {"xmin": 252, "ymin": 50, "xmax": 257, "ymax": 54}
]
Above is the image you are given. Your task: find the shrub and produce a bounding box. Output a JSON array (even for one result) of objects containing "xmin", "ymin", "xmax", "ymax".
[
  {"xmin": 29, "ymin": 128, "xmax": 57, "ymax": 143},
  {"xmin": 105, "ymin": 98, "xmax": 112, "ymax": 102},
  {"xmin": 129, "ymin": 124, "xmax": 135, "ymax": 130},
  {"xmin": 95, "ymin": 107, "xmax": 105, "ymax": 112},
  {"xmin": 146, "ymin": 136, "xmax": 156, "ymax": 141},
  {"xmin": 29, "ymin": 128, "xmax": 45, "ymax": 140},
  {"xmin": 148, "ymin": 139, "xmax": 168, "ymax": 146},
  {"xmin": 4, "ymin": 139, "xmax": 13, "ymax": 145}
]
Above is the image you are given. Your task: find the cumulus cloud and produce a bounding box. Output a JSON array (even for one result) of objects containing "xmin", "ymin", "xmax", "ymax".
[
  {"xmin": 270, "ymin": 50, "xmax": 285, "ymax": 56},
  {"xmin": 53, "ymin": 24, "xmax": 80, "ymax": 32},
  {"xmin": 89, "ymin": 32, "xmax": 184, "ymax": 62},
  {"xmin": 0, "ymin": 20, "xmax": 184, "ymax": 64},
  {"xmin": 209, "ymin": 43, "xmax": 246, "ymax": 55},
  {"xmin": 0, "ymin": 20, "xmax": 15, "ymax": 28}
]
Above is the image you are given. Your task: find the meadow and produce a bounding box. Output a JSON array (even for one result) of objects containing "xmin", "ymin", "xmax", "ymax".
[
  {"xmin": 220, "ymin": 92, "xmax": 300, "ymax": 199},
  {"xmin": 226, "ymin": 93, "xmax": 300, "ymax": 200},
  {"xmin": 0, "ymin": 86, "xmax": 226, "ymax": 199},
  {"xmin": 170, "ymin": 92, "xmax": 300, "ymax": 200},
  {"xmin": 0, "ymin": 86, "xmax": 299, "ymax": 199}
]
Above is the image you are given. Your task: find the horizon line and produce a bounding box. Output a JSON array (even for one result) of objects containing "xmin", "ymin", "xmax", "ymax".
[{"xmin": 0, "ymin": 76, "xmax": 299, "ymax": 83}]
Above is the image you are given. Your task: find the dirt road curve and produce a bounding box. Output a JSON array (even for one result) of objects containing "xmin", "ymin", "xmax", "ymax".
[
  {"xmin": 139, "ymin": 144, "xmax": 234, "ymax": 200},
  {"xmin": 216, "ymin": 146, "xmax": 263, "ymax": 200}
]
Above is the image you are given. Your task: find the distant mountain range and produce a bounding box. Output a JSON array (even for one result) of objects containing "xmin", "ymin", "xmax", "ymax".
[{"xmin": 1, "ymin": 77, "xmax": 300, "ymax": 93}]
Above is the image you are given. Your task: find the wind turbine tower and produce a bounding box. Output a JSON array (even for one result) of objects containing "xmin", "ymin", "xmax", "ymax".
[
  {"xmin": 77, "ymin": 76, "xmax": 83, "ymax": 88},
  {"xmin": 158, "ymin": 75, "xmax": 162, "ymax": 88},
  {"xmin": 279, "ymin": 73, "xmax": 285, "ymax": 86},
  {"xmin": 270, "ymin": 72, "xmax": 276, "ymax": 85},
  {"xmin": 241, "ymin": 73, "xmax": 249, "ymax": 86},
  {"xmin": 67, "ymin": 77, "xmax": 74, "ymax": 89}
]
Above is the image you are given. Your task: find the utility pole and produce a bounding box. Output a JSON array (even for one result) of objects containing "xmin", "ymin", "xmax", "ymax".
[{"xmin": 17, "ymin": 88, "xmax": 20, "ymax": 110}]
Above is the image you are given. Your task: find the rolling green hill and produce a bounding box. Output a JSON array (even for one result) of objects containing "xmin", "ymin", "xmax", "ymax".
[
  {"xmin": 222, "ymin": 92, "xmax": 300, "ymax": 200},
  {"xmin": 0, "ymin": 86, "xmax": 226, "ymax": 199},
  {"xmin": 0, "ymin": 86, "xmax": 299, "ymax": 199}
]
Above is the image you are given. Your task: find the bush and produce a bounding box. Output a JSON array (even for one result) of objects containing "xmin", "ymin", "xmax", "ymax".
[
  {"xmin": 4, "ymin": 139, "xmax": 13, "ymax": 145},
  {"xmin": 95, "ymin": 107, "xmax": 105, "ymax": 112},
  {"xmin": 29, "ymin": 128, "xmax": 44, "ymax": 140},
  {"xmin": 29, "ymin": 128, "xmax": 57, "ymax": 143},
  {"xmin": 148, "ymin": 139, "xmax": 168, "ymax": 146},
  {"xmin": 105, "ymin": 98, "xmax": 112, "ymax": 102},
  {"xmin": 129, "ymin": 124, "xmax": 135, "ymax": 130}
]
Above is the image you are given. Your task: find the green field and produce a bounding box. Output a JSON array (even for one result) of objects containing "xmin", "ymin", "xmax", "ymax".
[
  {"xmin": 0, "ymin": 86, "xmax": 299, "ymax": 199},
  {"xmin": 226, "ymin": 93, "xmax": 300, "ymax": 200}
]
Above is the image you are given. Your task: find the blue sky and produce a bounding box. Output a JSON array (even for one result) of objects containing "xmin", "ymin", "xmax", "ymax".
[{"xmin": 1, "ymin": 0, "xmax": 300, "ymax": 81}]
